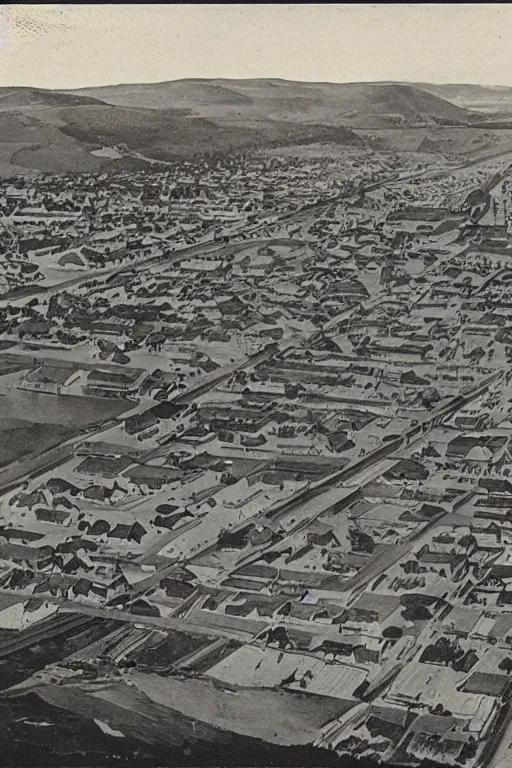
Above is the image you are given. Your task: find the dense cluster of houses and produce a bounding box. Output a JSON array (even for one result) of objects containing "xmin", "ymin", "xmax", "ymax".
[
  {"xmin": 1, "ymin": 147, "xmax": 512, "ymax": 766},
  {"xmin": 0, "ymin": 148, "xmax": 441, "ymax": 298}
]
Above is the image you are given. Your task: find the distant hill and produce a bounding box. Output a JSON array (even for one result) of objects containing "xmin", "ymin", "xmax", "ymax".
[
  {"xmin": 0, "ymin": 81, "xmax": 373, "ymax": 175},
  {"xmin": 0, "ymin": 87, "xmax": 104, "ymax": 111},
  {"xmin": 66, "ymin": 79, "xmax": 476, "ymax": 128},
  {"xmin": 414, "ymin": 83, "xmax": 512, "ymax": 114},
  {"xmin": 0, "ymin": 78, "xmax": 495, "ymax": 175}
]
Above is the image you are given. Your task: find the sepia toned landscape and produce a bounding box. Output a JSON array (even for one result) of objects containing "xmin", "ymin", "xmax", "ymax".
[{"xmin": 4, "ymin": 4, "xmax": 512, "ymax": 768}]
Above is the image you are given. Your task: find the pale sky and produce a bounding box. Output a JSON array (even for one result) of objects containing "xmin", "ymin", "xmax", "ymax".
[{"xmin": 1, "ymin": 4, "xmax": 512, "ymax": 89}]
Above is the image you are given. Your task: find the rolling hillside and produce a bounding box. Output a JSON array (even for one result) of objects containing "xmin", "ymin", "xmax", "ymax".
[
  {"xmin": 0, "ymin": 87, "xmax": 104, "ymax": 111},
  {"xmin": 0, "ymin": 82, "xmax": 370, "ymax": 175},
  {"xmin": 0, "ymin": 104, "xmax": 363, "ymax": 176},
  {"xmin": 415, "ymin": 83, "xmax": 512, "ymax": 114},
  {"xmin": 66, "ymin": 79, "xmax": 477, "ymax": 128},
  {"xmin": 0, "ymin": 79, "xmax": 496, "ymax": 175}
]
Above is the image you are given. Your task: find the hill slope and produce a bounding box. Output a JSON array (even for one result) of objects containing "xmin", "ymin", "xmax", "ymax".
[
  {"xmin": 0, "ymin": 79, "xmax": 490, "ymax": 175},
  {"xmin": 0, "ymin": 99, "xmax": 363, "ymax": 176},
  {"xmin": 0, "ymin": 109, "xmax": 364, "ymax": 176},
  {"xmin": 0, "ymin": 87, "xmax": 105, "ymax": 111},
  {"xmin": 414, "ymin": 83, "xmax": 512, "ymax": 114},
  {"xmin": 66, "ymin": 79, "xmax": 477, "ymax": 128}
]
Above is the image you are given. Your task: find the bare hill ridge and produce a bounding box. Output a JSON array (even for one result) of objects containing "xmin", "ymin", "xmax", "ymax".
[
  {"xmin": 64, "ymin": 79, "xmax": 476, "ymax": 128},
  {"xmin": 414, "ymin": 83, "xmax": 512, "ymax": 114},
  {"xmin": 0, "ymin": 87, "xmax": 106, "ymax": 111},
  {"xmin": 0, "ymin": 78, "xmax": 503, "ymax": 175}
]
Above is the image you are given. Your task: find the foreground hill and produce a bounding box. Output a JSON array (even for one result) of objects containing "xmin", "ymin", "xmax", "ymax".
[
  {"xmin": 0, "ymin": 104, "xmax": 363, "ymax": 176},
  {"xmin": 66, "ymin": 79, "xmax": 476, "ymax": 129}
]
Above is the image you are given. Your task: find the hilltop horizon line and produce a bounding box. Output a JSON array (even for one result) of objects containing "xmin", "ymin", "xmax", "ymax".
[{"xmin": 1, "ymin": 77, "xmax": 511, "ymax": 92}]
